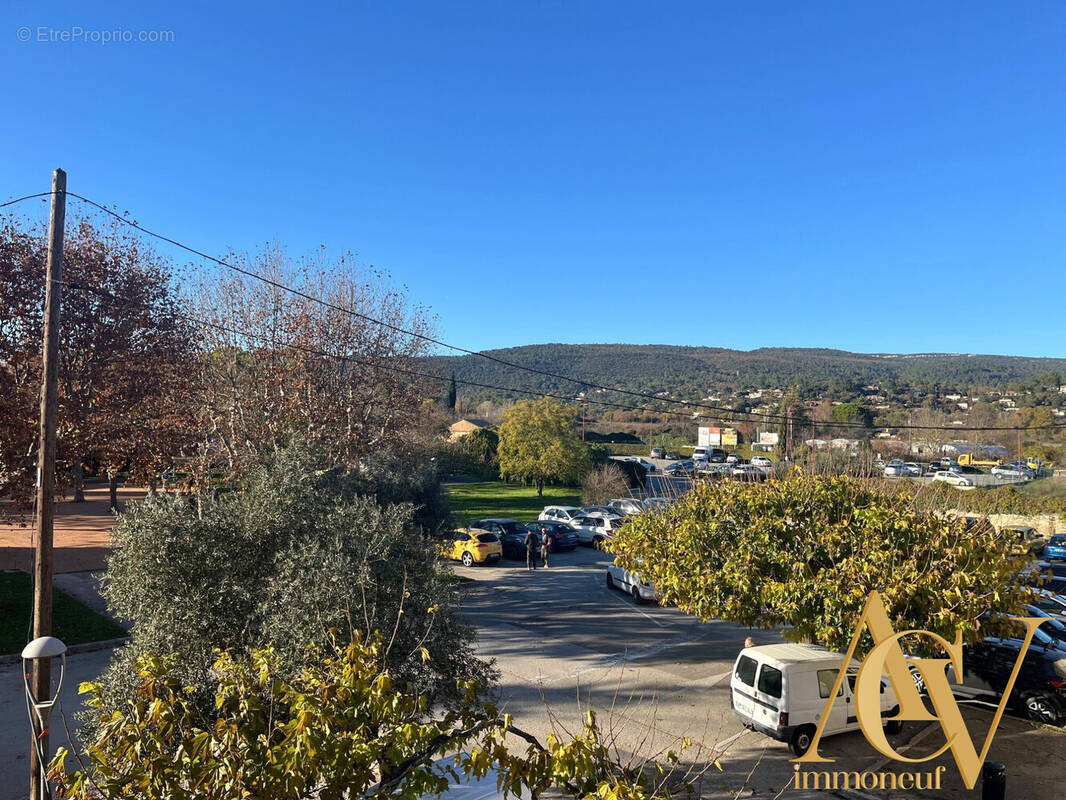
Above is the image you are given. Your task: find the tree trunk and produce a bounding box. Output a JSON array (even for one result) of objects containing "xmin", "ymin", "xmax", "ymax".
[
  {"xmin": 72, "ymin": 457, "xmax": 85, "ymax": 502},
  {"xmin": 108, "ymin": 471, "xmax": 119, "ymax": 514},
  {"xmin": 536, "ymin": 477, "xmax": 544, "ymax": 496}
]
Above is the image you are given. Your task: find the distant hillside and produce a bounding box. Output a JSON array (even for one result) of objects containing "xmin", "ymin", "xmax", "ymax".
[{"xmin": 426, "ymin": 344, "xmax": 1066, "ymax": 404}]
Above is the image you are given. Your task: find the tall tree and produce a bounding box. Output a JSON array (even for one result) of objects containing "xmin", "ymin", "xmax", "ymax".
[
  {"xmin": 189, "ymin": 244, "xmax": 435, "ymax": 484},
  {"xmin": 497, "ymin": 397, "xmax": 589, "ymax": 495},
  {"xmin": 0, "ymin": 216, "xmax": 198, "ymax": 506}
]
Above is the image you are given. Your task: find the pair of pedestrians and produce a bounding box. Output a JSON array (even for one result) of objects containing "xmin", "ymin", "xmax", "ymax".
[{"xmin": 525, "ymin": 526, "xmax": 552, "ymax": 571}]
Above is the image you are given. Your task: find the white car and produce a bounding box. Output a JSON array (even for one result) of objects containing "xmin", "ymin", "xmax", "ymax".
[
  {"xmin": 606, "ymin": 560, "xmax": 657, "ymax": 602},
  {"xmin": 883, "ymin": 459, "xmax": 904, "ymax": 477},
  {"xmin": 991, "ymin": 465, "xmax": 1033, "ymax": 482},
  {"xmin": 751, "ymin": 456, "xmax": 773, "ymax": 469},
  {"xmin": 732, "ymin": 643, "xmax": 901, "ymax": 757},
  {"xmin": 931, "ymin": 470, "xmax": 974, "ymax": 488},
  {"xmin": 901, "ymin": 462, "xmax": 922, "ymax": 477},
  {"xmin": 538, "ymin": 505, "xmax": 581, "ymax": 523},
  {"xmin": 642, "ymin": 496, "xmax": 670, "ymax": 511},
  {"xmin": 569, "ymin": 513, "xmax": 624, "ymax": 545}
]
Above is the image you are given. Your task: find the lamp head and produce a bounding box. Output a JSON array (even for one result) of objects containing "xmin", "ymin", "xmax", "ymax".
[{"xmin": 21, "ymin": 636, "xmax": 67, "ymax": 660}]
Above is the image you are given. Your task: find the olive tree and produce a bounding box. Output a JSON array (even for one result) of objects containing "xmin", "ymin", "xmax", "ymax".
[{"xmin": 93, "ymin": 443, "xmax": 484, "ymax": 732}]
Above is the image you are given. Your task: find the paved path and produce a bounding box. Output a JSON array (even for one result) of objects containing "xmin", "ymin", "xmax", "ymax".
[{"xmin": 0, "ymin": 484, "xmax": 144, "ymax": 573}]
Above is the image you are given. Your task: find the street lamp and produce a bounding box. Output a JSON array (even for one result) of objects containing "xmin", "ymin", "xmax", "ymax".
[{"xmin": 23, "ymin": 636, "xmax": 67, "ymax": 800}]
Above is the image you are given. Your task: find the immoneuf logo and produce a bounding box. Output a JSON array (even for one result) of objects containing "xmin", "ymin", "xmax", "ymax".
[{"xmin": 792, "ymin": 590, "xmax": 1044, "ymax": 792}]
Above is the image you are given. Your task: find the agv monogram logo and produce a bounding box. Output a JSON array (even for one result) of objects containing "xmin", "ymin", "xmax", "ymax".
[{"xmin": 795, "ymin": 591, "xmax": 1045, "ymax": 790}]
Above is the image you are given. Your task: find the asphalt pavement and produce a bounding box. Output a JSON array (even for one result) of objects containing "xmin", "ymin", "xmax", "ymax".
[{"xmin": 454, "ymin": 544, "xmax": 1066, "ymax": 799}]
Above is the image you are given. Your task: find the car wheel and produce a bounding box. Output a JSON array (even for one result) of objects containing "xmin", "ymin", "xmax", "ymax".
[
  {"xmin": 630, "ymin": 584, "xmax": 643, "ymax": 603},
  {"xmin": 593, "ymin": 535, "xmax": 605, "ymax": 549},
  {"xmin": 909, "ymin": 665, "xmax": 926, "ymax": 695},
  {"xmin": 790, "ymin": 725, "xmax": 816, "ymax": 757},
  {"xmin": 606, "ymin": 572, "xmax": 615, "ymax": 589},
  {"xmin": 884, "ymin": 719, "xmax": 904, "ymax": 735},
  {"xmin": 1022, "ymin": 693, "xmax": 1063, "ymax": 725},
  {"xmin": 461, "ymin": 552, "xmax": 474, "ymax": 567}
]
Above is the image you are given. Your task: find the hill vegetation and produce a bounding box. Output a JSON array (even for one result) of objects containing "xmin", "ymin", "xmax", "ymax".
[{"xmin": 427, "ymin": 344, "xmax": 1066, "ymax": 406}]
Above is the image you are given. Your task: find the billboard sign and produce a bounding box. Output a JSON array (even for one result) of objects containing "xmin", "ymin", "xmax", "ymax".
[
  {"xmin": 722, "ymin": 428, "xmax": 738, "ymax": 447},
  {"xmin": 698, "ymin": 426, "xmax": 722, "ymax": 447},
  {"xmin": 758, "ymin": 432, "xmax": 780, "ymax": 446}
]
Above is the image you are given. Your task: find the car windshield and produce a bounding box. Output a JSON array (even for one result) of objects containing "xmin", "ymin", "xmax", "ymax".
[
  {"xmin": 499, "ymin": 522, "xmax": 527, "ymax": 534},
  {"xmin": 1050, "ymin": 535, "xmax": 1066, "ymax": 546}
]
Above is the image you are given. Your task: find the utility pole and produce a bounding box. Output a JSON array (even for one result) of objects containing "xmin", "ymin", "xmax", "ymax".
[{"xmin": 31, "ymin": 168, "xmax": 65, "ymax": 800}]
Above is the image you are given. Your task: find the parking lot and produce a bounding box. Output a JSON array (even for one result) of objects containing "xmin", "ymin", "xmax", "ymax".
[{"xmin": 452, "ymin": 542, "xmax": 1066, "ymax": 799}]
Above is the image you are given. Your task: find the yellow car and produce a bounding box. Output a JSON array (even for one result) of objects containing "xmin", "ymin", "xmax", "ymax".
[{"xmin": 442, "ymin": 529, "xmax": 502, "ymax": 567}]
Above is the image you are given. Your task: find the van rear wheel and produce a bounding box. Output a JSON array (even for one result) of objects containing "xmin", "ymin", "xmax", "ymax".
[{"xmin": 790, "ymin": 725, "xmax": 816, "ymax": 757}]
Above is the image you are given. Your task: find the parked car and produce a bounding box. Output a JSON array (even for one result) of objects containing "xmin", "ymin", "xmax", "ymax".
[
  {"xmin": 664, "ymin": 451, "xmax": 681, "ymax": 460},
  {"xmin": 642, "ymin": 496, "xmax": 670, "ymax": 511},
  {"xmin": 569, "ymin": 513, "xmax": 624, "ymax": 545},
  {"xmin": 692, "ymin": 447, "xmax": 727, "ymax": 464},
  {"xmin": 751, "ymin": 456, "xmax": 773, "ymax": 469},
  {"xmin": 1000, "ymin": 524, "xmax": 1047, "ymax": 555},
  {"xmin": 731, "ymin": 643, "xmax": 901, "ymax": 757},
  {"xmin": 527, "ymin": 520, "xmax": 579, "ymax": 552},
  {"xmin": 606, "ymin": 560, "xmax": 657, "ymax": 602},
  {"xmin": 441, "ymin": 529, "xmax": 502, "ymax": 567},
  {"xmin": 664, "ymin": 459, "xmax": 695, "ymax": 476},
  {"xmin": 579, "ymin": 505, "xmax": 615, "ymax": 516},
  {"xmin": 883, "ymin": 458, "xmax": 904, "ymax": 477},
  {"xmin": 1030, "ymin": 588, "xmax": 1066, "ymax": 619},
  {"xmin": 725, "ymin": 453, "xmax": 740, "ymax": 465},
  {"xmin": 1043, "ymin": 534, "xmax": 1066, "ymax": 561},
  {"xmin": 650, "ymin": 447, "xmax": 665, "ymax": 459},
  {"xmin": 918, "ymin": 620, "xmax": 1066, "ymax": 724},
  {"xmin": 470, "ymin": 518, "xmax": 533, "ymax": 560},
  {"xmin": 731, "ymin": 465, "xmax": 767, "ymax": 482},
  {"xmin": 620, "ymin": 456, "xmax": 657, "ymax": 472},
  {"xmin": 931, "ymin": 470, "xmax": 974, "ymax": 488},
  {"xmin": 991, "ymin": 465, "xmax": 1033, "ymax": 482},
  {"xmin": 607, "ymin": 497, "xmax": 645, "ymax": 516},
  {"xmin": 901, "ymin": 462, "xmax": 922, "ymax": 477},
  {"xmin": 539, "ymin": 505, "xmax": 581, "ymax": 523}
]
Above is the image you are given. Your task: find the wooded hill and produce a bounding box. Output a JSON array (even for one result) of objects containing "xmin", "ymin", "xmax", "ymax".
[{"xmin": 426, "ymin": 344, "xmax": 1066, "ymax": 404}]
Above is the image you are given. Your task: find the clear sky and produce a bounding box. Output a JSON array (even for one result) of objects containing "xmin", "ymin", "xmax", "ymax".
[{"xmin": 2, "ymin": 1, "xmax": 1064, "ymax": 357}]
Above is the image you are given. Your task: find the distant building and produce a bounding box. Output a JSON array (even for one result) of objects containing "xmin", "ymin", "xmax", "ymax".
[{"xmin": 448, "ymin": 418, "xmax": 491, "ymax": 441}]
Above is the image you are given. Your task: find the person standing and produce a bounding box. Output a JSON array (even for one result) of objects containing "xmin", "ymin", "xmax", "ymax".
[
  {"xmin": 525, "ymin": 525, "xmax": 539, "ymax": 571},
  {"xmin": 540, "ymin": 526, "xmax": 552, "ymax": 568}
]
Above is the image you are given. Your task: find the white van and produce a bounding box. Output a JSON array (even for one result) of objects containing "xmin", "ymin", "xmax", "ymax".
[{"xmin": 730, "ymin": 643, "xmax": 902, "ymax": 756}]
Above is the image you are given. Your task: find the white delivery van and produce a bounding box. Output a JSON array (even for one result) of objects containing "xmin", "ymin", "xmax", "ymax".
[{"xmin": 730, "ymin": 643, "xmax": 902, "ymax": 756}]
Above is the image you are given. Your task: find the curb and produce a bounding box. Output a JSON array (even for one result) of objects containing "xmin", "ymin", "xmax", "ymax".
[{"xmin": 0, "ymin": 636, "xmax": 130, "ymax": 665}]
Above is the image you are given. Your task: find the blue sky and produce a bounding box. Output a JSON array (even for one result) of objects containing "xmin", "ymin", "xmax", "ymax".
[{"xmin": 2, "ymin": 1, "xmax": 1064, "ymax": 357}]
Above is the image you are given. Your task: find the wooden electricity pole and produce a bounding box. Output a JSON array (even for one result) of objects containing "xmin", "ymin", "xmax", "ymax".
[{"xmin": 30, "ymin": 168, "xmax": 65, "ymax": 800}]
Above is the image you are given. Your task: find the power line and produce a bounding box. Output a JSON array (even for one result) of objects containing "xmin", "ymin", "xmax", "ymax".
[
  {"xmin": 60, "ymin": 192, "xmax": 825, "ymax": 425},
  {"xmin": 8, "ymin": 187, "xmax": 1060, "ymax": 434},
  {"xmin": 0, "ymin": 192, "xmax": 53, "ymax": 209}
]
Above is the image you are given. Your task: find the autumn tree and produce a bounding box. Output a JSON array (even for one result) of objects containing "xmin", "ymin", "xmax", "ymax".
[
  {"xmin": 189, "ymin": 244, "xmax": 434, "ymax": 485},
  {"xmin": 606, "ymin": 473, "xmax": 1032, "ymax": 654},
  {"xmin": 0, "ymin": 215, "xmax": 198, "ymax": 507},
  {"xmin": 497, "ymin": 398, "xmax": 590, "ymax": 495}
]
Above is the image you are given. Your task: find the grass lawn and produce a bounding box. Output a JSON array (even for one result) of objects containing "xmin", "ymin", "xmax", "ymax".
[
  {"xmin": 445, "ymin": 481, "xmax": 581, "ymax": 525},
  {"xmin": 1016, "ymin": 476, "xmax": 1066, "ymax": 500},
  {"xmin": 0, "ymin": 571, "xmax": 126, "ymax": 656}
]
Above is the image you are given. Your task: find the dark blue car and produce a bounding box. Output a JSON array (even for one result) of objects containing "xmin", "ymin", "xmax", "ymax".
[{"xmin": 1043, "ymin": 534, "xmax": 1066, "ymax": 561}]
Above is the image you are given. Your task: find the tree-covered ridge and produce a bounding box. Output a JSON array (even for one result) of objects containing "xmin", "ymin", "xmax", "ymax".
[{"xmin": 427, "ymin": 344, "xmax": 1066, "ymax": 404}]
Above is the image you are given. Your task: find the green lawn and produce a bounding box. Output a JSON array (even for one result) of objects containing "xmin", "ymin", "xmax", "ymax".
[
  {"xmin": 0, "ymin": 572, "xmax": 126, "ymax": 656},
  {"xmin": 445, "ymin": 481, "xmax": 581, "ymax": 525}
]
